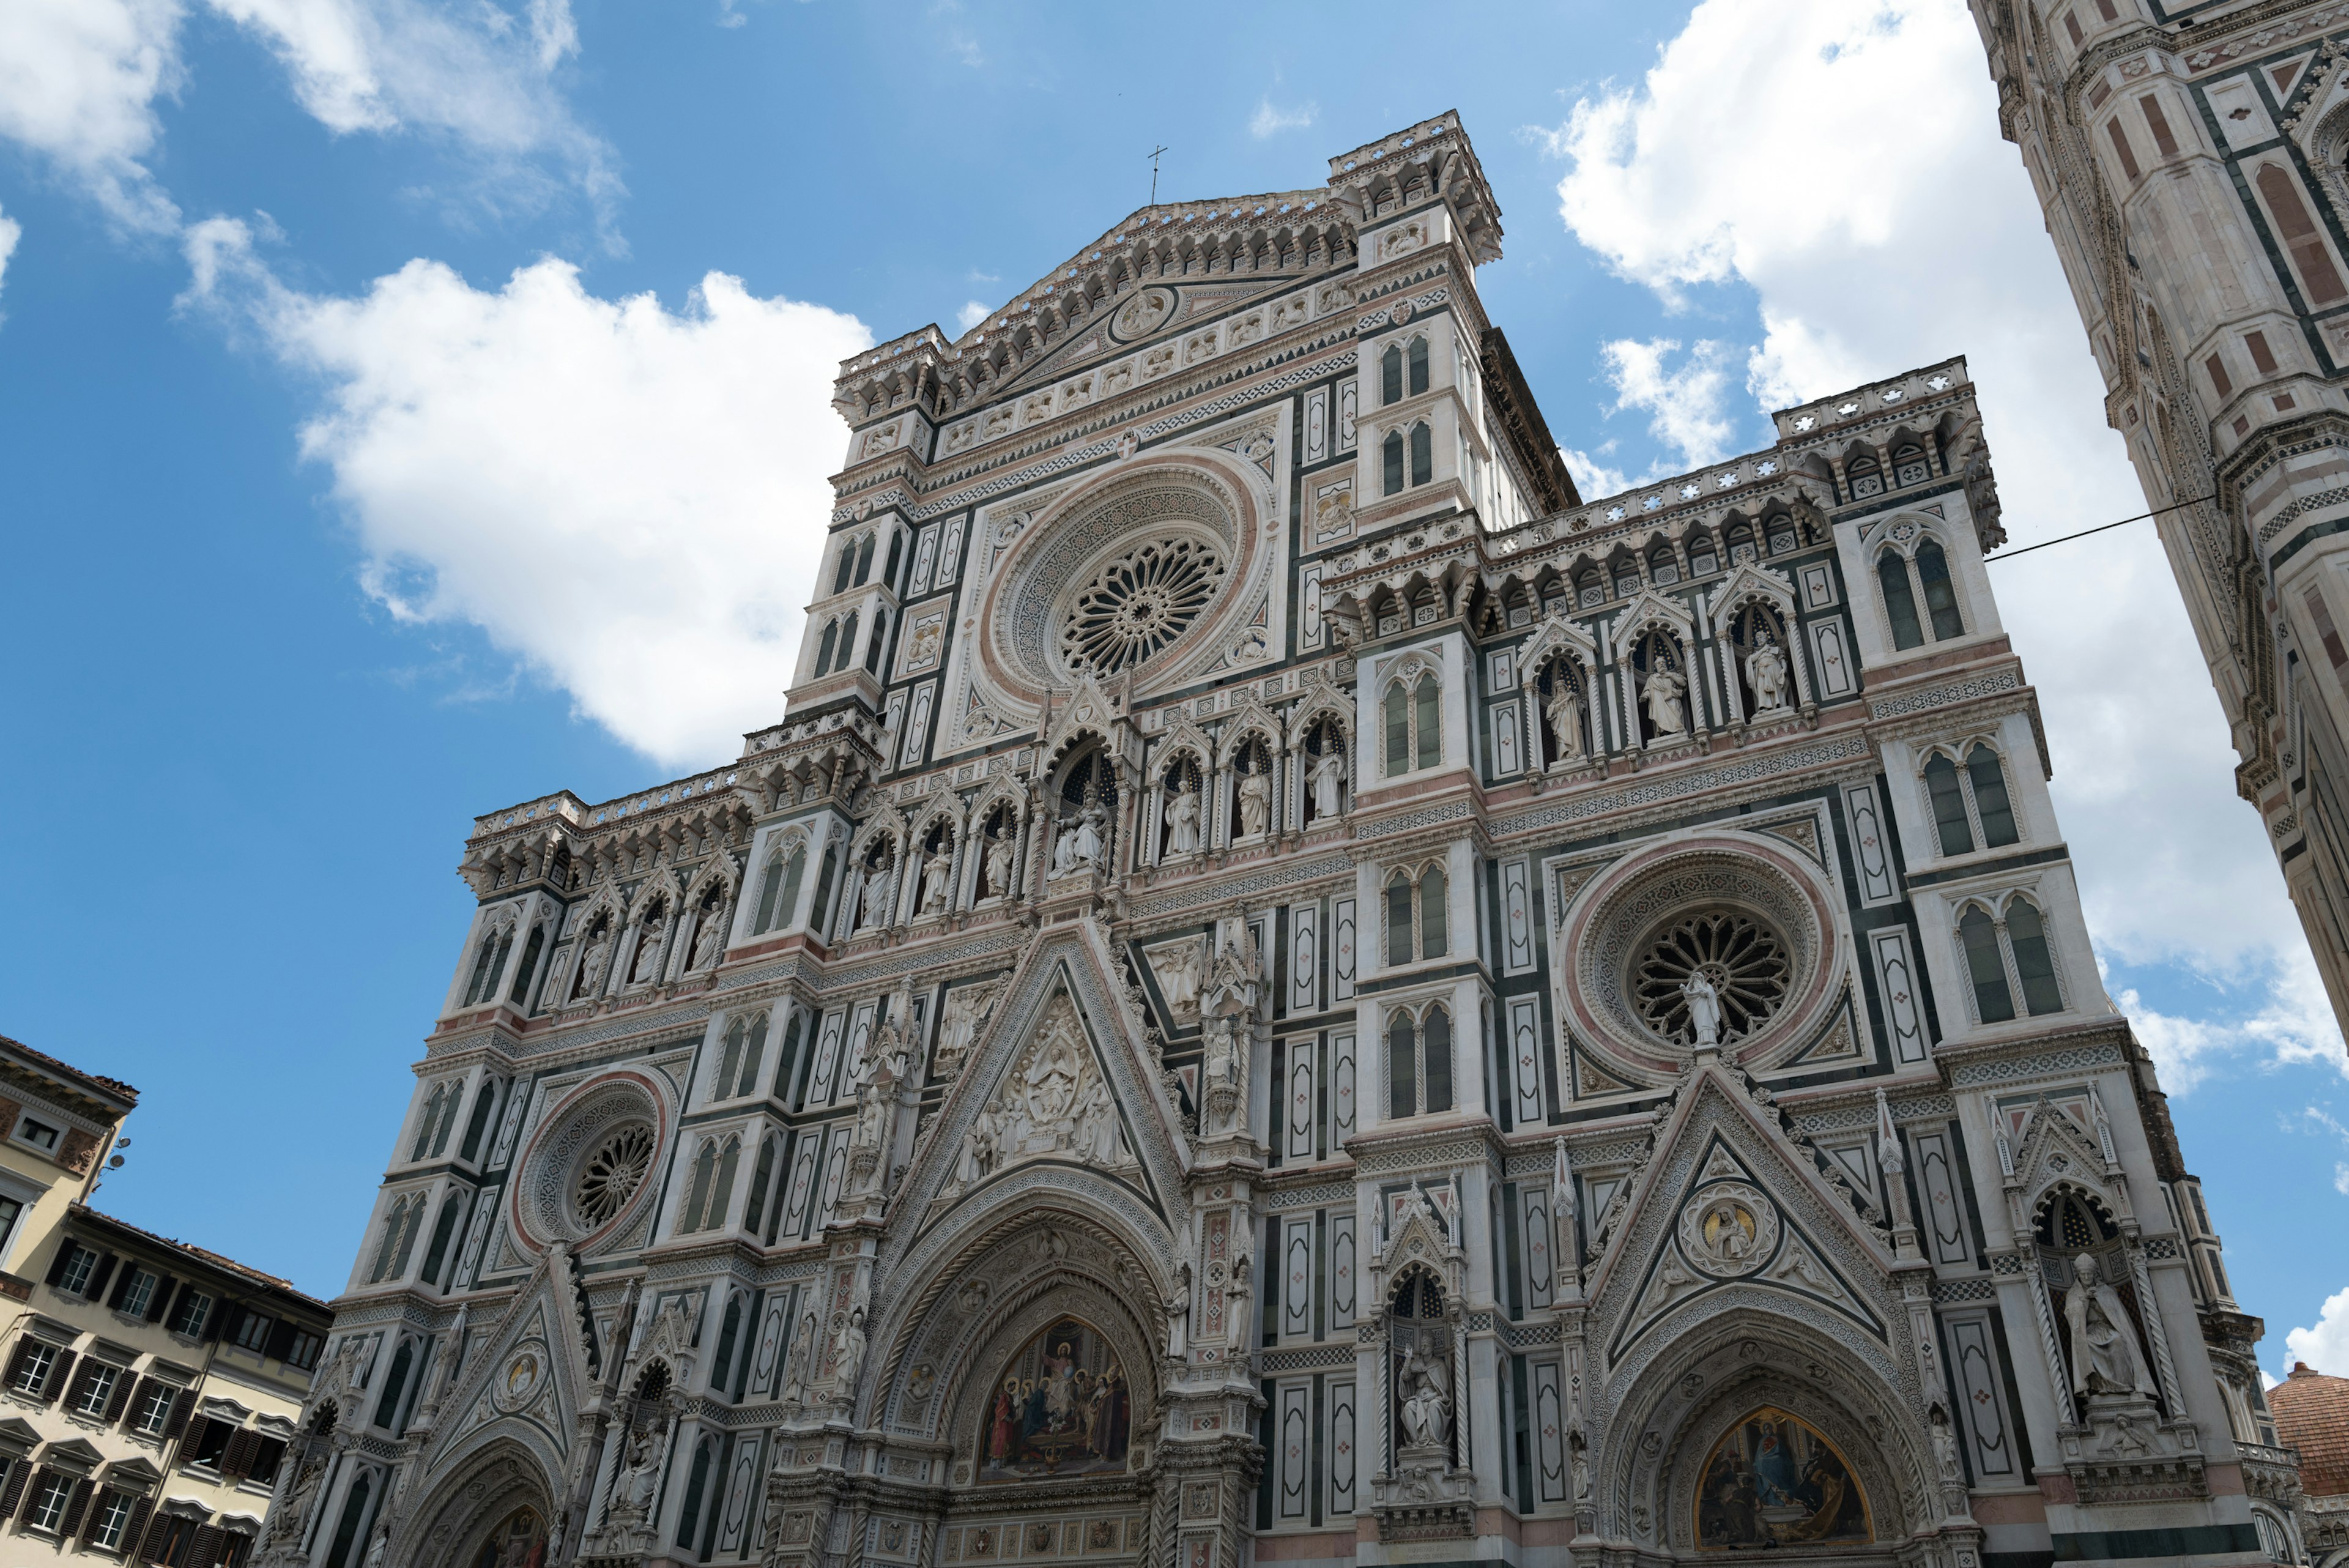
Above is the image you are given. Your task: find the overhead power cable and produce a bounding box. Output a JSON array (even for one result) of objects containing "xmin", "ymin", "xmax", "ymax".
[{"xmin": 1983, "ymin": 494, "xmax": 2216, "ymax": 562}]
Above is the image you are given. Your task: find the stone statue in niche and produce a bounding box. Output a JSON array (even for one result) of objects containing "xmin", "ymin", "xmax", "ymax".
[
  {"xmin": 1546, "ymin": 674, "xmax": 1584, "ymax": 764},
  {"xmin": 1746, "ymin": 630, "xmax": 1791, "ymax": 712},
  {"xmin": 780, "ymin": 1313, "xmax": 817, "ymax": 1408},
  {"xmin": 692, "ymin": 905, "xmax": 727, "ymax": 970},
  {"xmin": 1680, "ymin": 971, "xmax": 1723, "ymax": 1048},
  {"xmin": 1165, "ymin": 781, "xmax": 1202, "ymax": 855},
  {"xmin": 2064, "ymin": 1252, "xmax": 2158, "ymax": 1400},
  {"xmin": 835, "ymin": 1307, "xmax": 869, "ymax": 1394},
  {"xmin": 982, "ymin": 831, "xmax": 1015, "ymax": 899},
  {"xmin": 574, "ymin": 926, "xmax": 612, "ymax": 1000},
  {"xmin": 1162, "ymin": 1261, "xmax": 1192, "ymax": 1359},
  {"xmin": 1399, "ymin": 1348, "xmax": 1450, "ymax": 1447},
  {"xmin": 917, "ymin": 850, "xmax": 950, "ymax": 917},
  {"xmin": 861, "ymin": 862, "xmax": 893, "ymax": 928},
  {"xmin": 1050, "ymin": 821, "xmax": 1080, "ymax": 879},
  {"xmin": 1237, "ymin": 767, "xmax": 1271, "ymax": 839},
  {"xmin": 1308, "ymin": 751, "xmax": 1346, "ymax": 819},
  {"xmin": 1642, "ymin": 665, "xmax": 1689, "ymax": 737}
]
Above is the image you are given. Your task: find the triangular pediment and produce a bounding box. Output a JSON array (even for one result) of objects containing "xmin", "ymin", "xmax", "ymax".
[
  {"xmin": 415, "ymin": 1244, "xmax": 595, "ymax": 1485},
  {"xmin": 1589, "ymin": 1069, "xmax": 1899, "ymax": 1372},
  {"xmin": 894, "ymin": 922, "xmax": 1187, "ymax": 1248}
]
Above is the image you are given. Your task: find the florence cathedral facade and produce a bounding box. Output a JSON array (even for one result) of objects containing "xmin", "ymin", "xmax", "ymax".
[{"xmin": 251, "ymin": 115, "xmax": 2302, "ymax": 1568}]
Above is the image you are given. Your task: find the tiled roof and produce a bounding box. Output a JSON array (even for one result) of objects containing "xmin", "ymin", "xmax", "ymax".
[
  {"xmin": 2272, "ymin": 1362, "xmax": 2349, "ymax": 1498},
  {"xmin": 70, "ymin": 1206, "xmax": 329, "ymax": 1315},
  {"xmin": 0, "ymin": 1033, "xmax": 138, "ymax": 1104}
]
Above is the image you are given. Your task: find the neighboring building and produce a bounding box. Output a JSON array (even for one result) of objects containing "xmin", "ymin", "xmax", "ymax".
[
  {"xmin": 284, "ymin": 114, "xmax": 2294, "ymax": 1568},
  {"xmin": 0, "ymin": 1034, "xmax": 330, "ymax": 1564},
  {"xmin": 2273, "ymin": 1363, "xmax": 2349, "ymax": 1567},
  {"xmin": 1969, "ymin": 0, "xmax": 2349, "ymax": 1041}
]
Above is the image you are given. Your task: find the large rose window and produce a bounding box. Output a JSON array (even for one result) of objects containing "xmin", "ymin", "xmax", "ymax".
[
  {"xmin": 573, "ymin": 1123, "xmax": 654, "ymax": 1228},
  {"xmin": 1059, "ymin": 538, "xmax": 1226, "ymax": 676},
  {"xmin": 516, "ymin": 1078, "xmax": 665, "ymax": 1249},
  {"xmin": 1630, "ymin": 909, "xmax": 1792, "ymax": 1046}
]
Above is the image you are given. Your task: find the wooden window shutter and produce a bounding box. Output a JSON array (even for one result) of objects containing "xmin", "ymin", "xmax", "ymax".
[
  {"xmin": 120, "ymin": 1498, "xmax": 152, "ymax": 1557},
  {"xmin": 0, "ymin": 1458, "xmax": 26, "ymax": 1518},
  {"xmin": 43, "ymin": 1244, "xmax": 75, "ymax": 1287},
  {"xmin": 58, "ymin": 1477, "xmax": 92, "ymax": 1539},
  {"xmin": 105, "ymin": 1370, "xmax": 136, "ymax": 1422},
  {"xmin": 190, "ymin": 1523, "xmax": 226, "ymax": 1566},
  {"xmin": 140, "ymin": 1506, "xmax": 175, "ymax": 1559},
  {"xmin": 43, "ymin": 1350, "xmax": 76, "ymax": 1405},
  {"xmin": 17, "ymin": 1466, "xmax": 48, "ymax": 1521},
  {"xmin": 161, "ymin": 1386, "xmax": 191, "ymax": 1440},
  {"xmin": 61, "ymin": 1358, "xmax": 98, "ymax": 1411},
  {"xmin": 2, "ymin": 1337, "xmax": 37, "ymax": 1391},
  {"xmin": 107, "ymin": 1261, "xmax": 137, "ymax": 1309},
  {"xmin": 264, "ymin": 1320, "xmax": 296, "ymax": 1361},
  {"xmin": 221, "ymin": 1429, "xmax": 257, "ymax": 1481},
  {"xmin": 85, "ymin": 1252, "xmax": 118, "ymax": 1302}
]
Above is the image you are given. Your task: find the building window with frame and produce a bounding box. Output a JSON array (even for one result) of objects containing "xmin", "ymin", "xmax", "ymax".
[
  {"xmin": 234, "ymin": 1310, "xmax": 274, "ymax": 1353},
  {"xmin": 25, "ymin": 1470, "xmax": 72, "ymax": 1532},
  {"xmin": 134, "ymin": 1380, "xmax": 179, "ymax": 1435},
  {"xmin": 712, "ymin": 1014, "xmax": 770, "ymax": 1102},
  {"xmin": 152, "ymin": 1513, "xmax": 201, "ymax": 1566},
  {"xmin": 1922, "ymin": 744, "xmax": 2021, "ymax": 857},
  {"xmin": 677, "ymin": 1137, "xmax": 741, "ymax": 1235},
  {"xmin": 119, "ymin": 1268, "xmax": 158, "ymax": 1318},
  {"xmin": 9, "ymin": 1339, "xmax": 57, "ymax": 1396},
  {"xmin": 73, "ymin": 1359, "xmax": 121, "ymax": 1417},
  {"xmin": 88, "ymin": 1488, "xmax": 135, "ymax": 1550},
  {"xmin": 286, "ymin": 1329, "xmax": 324, "ymax": 1370},
  {"xmin": 15, "ymin": 1116, "xmax": 59, "ymax": 1153},
  {"xmin": 1957, "ymin": 894, "xmax": 2066, "ymax": 1024},
  {"xmin": 1386, "ymin": 1004, "xmax": 1455, "ymax": 1119},
  {"xmin": 190, "ymin": 1415, "xmax": 236, "ymax": 1468},
  {"xmin": 58, "ymin": 1243, "xmax": 96, "ymax": 1296},
  {"xmin": 460, "ymin": 923, "xmax": 512, "ymax": 1008},
  {"xmin": 168, "ymin": 1290, "xmax": 213, "ymax": 1339}
]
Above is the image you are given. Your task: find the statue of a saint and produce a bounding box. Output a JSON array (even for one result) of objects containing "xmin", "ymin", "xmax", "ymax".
[
  {"xmin": 834, "ymin": 1307, "xmax": 869, "ymax": 1392},
  {"xmin": 1050, "ymin": 819, "xmax": 1080, "ymax": 879},
  {"xmin": 1163, "ymin": 1261, "xmax": 1193, "ymax": 1359},
  {"xmin": 1074, "ymin": 1076, "xmax": 1120, "ymax": 1165},
  {"xmin": 573, "ymin": 927, "xmax": 612, "ymax": 1001},
  {"xmin": 1546, "ymin": 677, "xmax": 1584, "ymax": 764},
  {"xmin": 2063, "ymin": 1253, "xmax": 2158, "ymax": 1400},
  {"xmin": 917, "ymin": 850, "xmax": 949, "ymax": 916},
  {"xmin": 1238, "ymin": 768, "xmax": 1271, "ymax": 838},
  {"xmin": 1166, "ymin": 781, "xmax": 1201, "ymax": 855},
  {"xmin": 982, "ymin": 831, "xmax": 1014, "ymax": 899},
  {"xmin": 860, "ymin": 863, "xmax": 892, "ymax": 929},
  {"xmin": 1642, "ymin": 666, "xmax": 1688, "ymax": 736},
  {"xmin": 779, "ymin": 1313, "xmax": 817, "ymax": 1406},
  {"xmin": 1680, "ymin": 970, "xmax": 1723, "ymax": 1047},
  {"xmin": 1308, "ymin": 751, "xmax": 1345, "ymax": 819},
  {"xmin": 1399, "ymin": 1348, "xmax": 1451, "ymax": 1447},
  {"xmin": 691, "ymin": 905, "xmax": 727, "ymax": 970},
  {"xmin": 1072, "ymin": 804, "xmax": 1105, "ymax": 867},
  {"xmin": 1746, "ymin": 630, "xmax": 1791, "ymax": 712}
]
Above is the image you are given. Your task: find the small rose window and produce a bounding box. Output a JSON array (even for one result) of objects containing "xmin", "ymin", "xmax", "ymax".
[
  {"xmin": 1631, "ymin": 909, "xmax": 1792, "ymax": 1046},
  {"xmin": 574, "ymin": 1123, "xmax": 655, "ymax": 1229}
]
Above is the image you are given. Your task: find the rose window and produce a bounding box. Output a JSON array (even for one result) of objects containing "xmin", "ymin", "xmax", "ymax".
[
  {"xmin": 1631, "ymin": 909, "xmax": 1791, "ymax": 1045},
  {"xmin": 1059, "ymin": 538, "xmax": 1226, "ymax": 676},
  {"xmin": 574, "ymin": 1123, "xmax": 655, "ymax": 1228}
]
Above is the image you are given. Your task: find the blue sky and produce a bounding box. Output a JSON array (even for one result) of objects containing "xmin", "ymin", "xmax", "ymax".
[{"xmin": 3, "ymin": 0, "xmax": 2347, "ymax": 1374}]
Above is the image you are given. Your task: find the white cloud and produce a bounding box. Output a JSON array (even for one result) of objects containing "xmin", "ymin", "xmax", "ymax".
[
  {"xmin": 1560, "ymin": 338, "xmax": 1739, "ymax": 501},
  {"xmin": 2287, "ymin": 1285, "xmax": 2349, "ymax": 1376},
  {"xmin": 204, "ymin": 0, "xmax": 619, "ymax": 236},
  {"xmin": 956, "ymin": 299, "xmax": 989, "ymax": 333},
  {"xmin": 2113, "ymin": 962, "xmax": 2348, "ymax": 1093},
  {"xmin": 0, "ymin": 206, "xmax": 20, "ymax": 308},
  {"xmin": 0, "ymin": 0, "xmax": 184, "ymax": 232},
  {"xmin": 2337, "ymin": 1162, "xmax": 2349, "ymax": 1196},
  {"xmin": 181, "ymin": 217, "xmax": 871, "ymax": 767},
  {"xmin": 1547, "ymin": 0, "xmax": 2341, "ymax": 1062},
  {"xmin": 1250, "ymin": 98, "xmax": 1317, "ymax": 139},
  {"xmin": 0, "ymin": 0, "xmax": 615, "ymax": 239}
]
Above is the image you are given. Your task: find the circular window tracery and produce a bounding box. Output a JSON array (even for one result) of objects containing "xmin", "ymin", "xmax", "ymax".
[
  {"xmin": 1632, "ymin": 909, "xmax": 1792, "ymax": 1045},
  {"xmin": 1059, "ymin": 537, "xmax": 1226, "ymax": 676},
  {"xmin": 574, "ymin": 1123, "xmax": 654, "ymax": 1228}
]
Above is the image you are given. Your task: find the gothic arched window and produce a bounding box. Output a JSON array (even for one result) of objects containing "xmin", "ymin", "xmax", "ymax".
[
  {"xmin": 419, "ymin": 1195, "xmax": 463, "ymax": 1288},
  {"xmin": 1383, "ymin": 429, "xmax": 1405, "ymax": 496},
  {"xmin": 814, "ymin": 619, "xmax": 839, "ymax": 676},
  {"xmin": 853, "ymin": 532, "xmax": 877, "ymax": 586},
  {"xmin": 1878, "ymin": 549, "xmax": 1925, "ymax": 650},
  {"xmin": 1957, "ymin": 895, "xmax": 2065, "ymax": 1025},
  {"xmin": 1409, "ymin": 422, "xmax": 1433, "ymax": 487},
  {"xmin": 837, "ymin": 611, "xmax": 859, "ymax": 673},
  {"xmin": 507, "ymin": 924, "xmax": 545, "ymax": 1006},
  {"xmin": 1916, "ymin": 539, "xmax": 1964, "ymax": 639},
  {"xmin": 410, "ymin": 1087, "xmax": 447, "ymax": 1163},
  {"xmin": 743, "ymin": 1134, "xmax": 782, "ymax": 1240},
  {"xmin": 1408, "ymin": 335, "xmax": 1430, "ymax": 396},
  {"xmin": 1387, "ymin": 1005, "xmax": 1454, "ymax": 1118},
  {"xmin": 1381, "ymin": 343, "xmax": 1404, "ymax": 404},
  {"xmin": 1923, "ymin": 745, "xmax": 2021, "ymax": 857},
  {"xmin": 832, "ymin": 539, "xmax": 856, "ymax": 595},
  {"xmin": 773, "ymin": 1010, "xmax": 806, "ymax": 1108}
]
